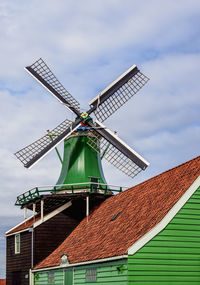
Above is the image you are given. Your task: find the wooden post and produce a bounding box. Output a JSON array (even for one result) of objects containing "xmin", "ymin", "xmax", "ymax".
[
  {"xmin": 41, "ymin": 200, "xmax": 44, "ymax": 221},
  {"xmin": 33, "ymin": 203, "xmax": 36, "ymax": 216},
  {"xmin": 33, "ymin": 203, "xmax": 36, "ymax": 222},
  {"xmin": 24, "ymin": 207, "xmax": 27, "ymax": 220},
  {"xmin": 86, "ymin": 196, "xmax": 89, "ymax": 224}
]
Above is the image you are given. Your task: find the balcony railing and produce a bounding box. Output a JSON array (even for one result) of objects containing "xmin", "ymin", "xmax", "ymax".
[{"xmin": 15, "ymin": 182, "xmax": 129, "ymax": 206}]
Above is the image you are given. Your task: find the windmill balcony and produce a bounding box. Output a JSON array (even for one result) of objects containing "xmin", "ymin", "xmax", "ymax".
[{"xmin": 15, "ymin": 182, "xmax": 127, "ymax": 208}]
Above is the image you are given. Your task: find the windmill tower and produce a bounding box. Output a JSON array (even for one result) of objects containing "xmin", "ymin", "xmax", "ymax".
[{"xmin": 14, "ymin": 58, "xmax": 149, "ymax": 213}]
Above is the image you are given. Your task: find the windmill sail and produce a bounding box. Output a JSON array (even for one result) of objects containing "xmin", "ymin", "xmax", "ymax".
[
  {"xmin": 25, "ymin": 58, "xmax": 80, "ymax": 116},
  {"xmin": 88, "ymin": 65, "xmax": 149, "ymax": 122},
  {"xmin": 14, "ymin": 119, "xmax": 81, "ymax": 168},
  {"xmin": 87, "ymin": 120, "xmax": 149, "ymax": 178},
  {"xmin": 15, "ymin": 59, "xmax": 149, "ymax": 178}
]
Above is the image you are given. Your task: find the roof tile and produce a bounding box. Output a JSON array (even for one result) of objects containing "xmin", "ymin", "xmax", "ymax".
[
  {"xmin": 7, "ymin": 215, "xmax": 40, "ymax": 235},
  {"xmin": 34, "ymin": 155, "xmax": 200, "ymax": 269}
]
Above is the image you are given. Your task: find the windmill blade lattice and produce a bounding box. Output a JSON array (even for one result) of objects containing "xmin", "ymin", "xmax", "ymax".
[
  {"xmin": 15, "ymin": 59, "xmax": 149, "ymax": 176},
  {"xmin": 86, "ymin": 121, "xmax": 149, "ymax": 178},
  {"xmin": 87, "ymin": 131, "xmax": 141, "ymax": 178},
  {"xmin": 88, "ymin": 65, "xmax": 149, "ymax": 122},
  {"xmin": 15, "ymin": 119, "xmax": 75, "ymax": 168},
  {"xmin": 25, "ymin": 58, "xmax": 80, "ymax": 115}
]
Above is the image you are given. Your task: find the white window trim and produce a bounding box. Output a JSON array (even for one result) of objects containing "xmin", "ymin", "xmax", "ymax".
[{"xmin": 15, "ymin": 233, "xmax": 20, "ymax": 254}]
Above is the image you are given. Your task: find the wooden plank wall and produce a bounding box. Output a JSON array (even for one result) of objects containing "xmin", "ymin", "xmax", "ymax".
[
  {"xmin": 128, "ymin": 186, "xmax": 200, "ymax": 284},
  {"xmin": 6, "ymin": 231, "xmax": 32, "ymax": 285},
  {"xmin": 34, "ymin": 270, "xmax": 64, "ymax": 285},
  {"xmin": 34, "ymin": 212, "xmax": 79, "ymax": 266},
  {"xmin": 34, "ymin": 259, "xmax": 128, "ymax": 285},
  {"xmin": 74, "ymin": 260, "xmax": 128, "ymax": 285}
]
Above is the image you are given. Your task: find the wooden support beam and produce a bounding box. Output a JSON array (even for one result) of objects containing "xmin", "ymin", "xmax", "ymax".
[
  {"xmin": 86, "ymin": 196, "xmax": 89, "ymax": 223},
  {"xmin": 41, "ymin": 200, "xmax": 44, "ymax": 221},
  {"xmin": 24, "ymin": 207, "xmax": 27, "ymax": 220}
]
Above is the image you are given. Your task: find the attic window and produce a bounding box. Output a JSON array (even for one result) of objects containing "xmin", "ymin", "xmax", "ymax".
[{"xmin": 110, "ymin": 212, "xmax": 120, "ymax": 221}]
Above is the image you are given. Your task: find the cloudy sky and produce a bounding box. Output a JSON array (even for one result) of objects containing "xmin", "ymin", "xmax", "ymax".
[{"xmin": 0, "ymin": 0, "xmax": 200, "ymax": 278}]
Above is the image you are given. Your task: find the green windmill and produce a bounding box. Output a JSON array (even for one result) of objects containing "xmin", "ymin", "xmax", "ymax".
[{"xmin": 15, "ymin": 59, "xmax": 149, "ymax": 195}]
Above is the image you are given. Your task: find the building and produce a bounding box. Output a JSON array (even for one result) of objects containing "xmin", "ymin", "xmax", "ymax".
[
  {"xmin": 6, "ymin": 192, "xmax": 110, "ymax": 285},
  {"xmin": 6, "ymin": 59, "xmax": 199, "ymax": 284},
  {"xmin": 28, "ymin": 155, "xmax": 200, "ymax": 285}
]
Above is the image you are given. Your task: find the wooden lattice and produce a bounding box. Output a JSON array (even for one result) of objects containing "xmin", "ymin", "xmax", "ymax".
[
  {"xmin": 94, "ymin": 71, "xmax": 149, "ymax": 122},
  {"xmin": 87, "ymin": 131, "xmax": 142, "ymax": 178},
  {"xmin": 26, "ymin": 58, "xmax": 80, "ymax": 112},
  {"xmin": 15, "ymin": 119, "xmax": 73, "ymax": 166}
]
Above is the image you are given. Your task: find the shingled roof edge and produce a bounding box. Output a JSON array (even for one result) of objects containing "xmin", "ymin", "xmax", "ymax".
[
  {"xmin": 125, "ymin": 154, "xmax": 200, "ymax": 194},
  {"xmin": 128, "ymin": 174, "xmax": 200, "ymax": 255},
  {"xmin": 6, "ymin": 215, "xmax": 34, "ymax": 236}
]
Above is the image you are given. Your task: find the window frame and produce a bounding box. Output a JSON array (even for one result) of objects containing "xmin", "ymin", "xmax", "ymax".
[
  {"xmin": 48, "ymin": 271, "xmax": 55, "ymax": 283},
  {"xmin": 86, "ymin": 268, "xmax": 97, "ymax": 282},
  {"xmin": 15, "ymin": 234, "xmax": 20, "ymax": 254}
]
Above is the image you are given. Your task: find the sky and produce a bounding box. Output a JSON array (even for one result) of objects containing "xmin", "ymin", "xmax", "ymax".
[{"xmin": 0, "ymin": 0, "xmax": 200, "ymax": 278}]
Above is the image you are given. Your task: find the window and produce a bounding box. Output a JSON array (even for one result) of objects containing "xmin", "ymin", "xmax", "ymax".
[
  {"xmin": 15, "ymin": 234, "xmax": 20, "ymax": 254},
  {"xmin": 48, "ymin": 272, "xmax": 55, "ymax": 282},
  {"xmin": 86, "ymin": 268, "xmax": 97, "ymax": 282},
  {"xmin": 90, "ymin": 177, "xmax": 100, "ymax": 193}
]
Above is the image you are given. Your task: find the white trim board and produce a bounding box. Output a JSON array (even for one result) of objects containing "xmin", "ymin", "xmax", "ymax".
[
  {"xmin": 6, "ymin": 201, "xmax": 72, "ymax": 236},
  {"xmin": 34, "ymin": 201, "xmax": 72, "ymax": 228},
  {"xmin": 6, "ymin": 228, "xmax": 32, "ymax": 237},
  {"xmin": 6, "ymin": 215, "xmax": 34, "ymax": 236},
  {"xmin": 32, "ymin": 255, "xmax": 128, "ymax": 272},
  {"xmin": 128, "ymin": 175, "xmax": 200, "ymax": 255}
]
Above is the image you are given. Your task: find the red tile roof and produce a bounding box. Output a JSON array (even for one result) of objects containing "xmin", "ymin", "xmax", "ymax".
[
  {"xmin": 0, "ymin": 279, "xmax": 6, "ymax": 285},
  {"xmin": 35, "ymin": 155, "xmax": 200, "ymax": 269},
  {"xmin": 6, "ymin": 215, "xmax": 40, "ymax": 235}
]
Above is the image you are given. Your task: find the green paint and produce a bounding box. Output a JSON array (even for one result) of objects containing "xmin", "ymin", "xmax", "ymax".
[
  {"xmin": 74, "ymin": 259, "xmax": 128, "ymax": 285},
  {"xmin": 64, "ymin": 268, "xmax": 73, "ymax": 285},
  {"xmin": 47, "ymin": 132, "xmax": 63, "ymax": 164},
  {"xmin": 56, "ymin": 134, "xmax": 107, "ymax": 188},
  {"xmin": 128, "ymin": 186, "xmax": 200, "ymax": 284},
  {"xmin": 54, "ymin": 147, "xmax": 63, "ymax": 164},
  {"xmin": 34, "ymin": 259, "xmax": 128, "ymax": 285},
  {"xmin": 34, "ymin": 270, "xmax": 64, "ymax": 284}
]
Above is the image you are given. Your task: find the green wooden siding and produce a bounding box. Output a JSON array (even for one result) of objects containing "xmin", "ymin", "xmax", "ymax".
[
  {"xmin": 34, "ymin": 259, "xmax": 128, "ymax": 285},
  {"xmin": 74, "ymin": 260, "xmax": 128, "ymax": 285},
  {"xmin": 34, "ymin": 269, "xmax": 64, "ymax": 285},
  {"xmin": 128, "ymin": 186, "xmax": 200, "ymax": 285}
]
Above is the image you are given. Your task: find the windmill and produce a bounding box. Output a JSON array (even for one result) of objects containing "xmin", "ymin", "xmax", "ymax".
[{"xmin": 15, "ymin": 58, "xmax": 149, "ymax": 196}]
